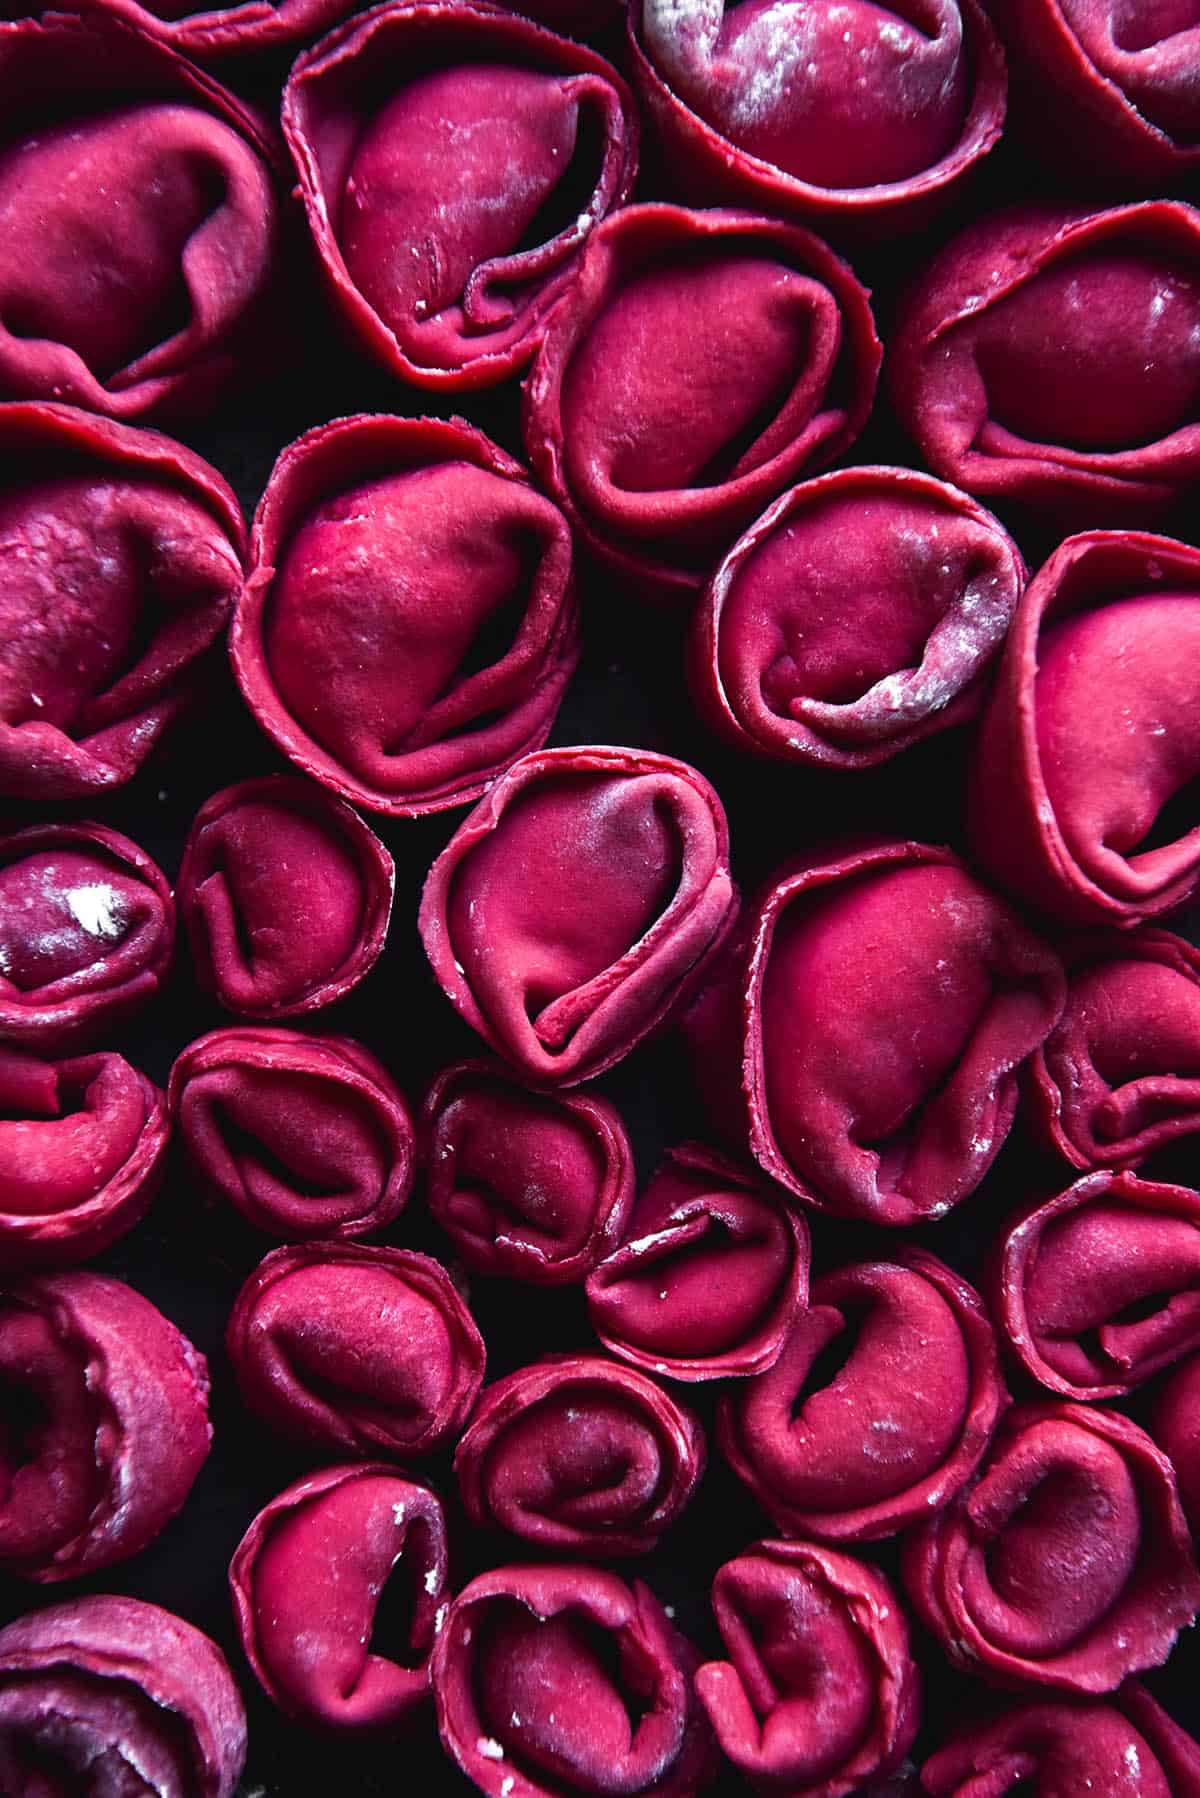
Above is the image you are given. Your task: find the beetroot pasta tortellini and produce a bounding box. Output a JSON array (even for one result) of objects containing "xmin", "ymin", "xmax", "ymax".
[
  {"xmin": 0, "ymin": 14, "xmax": 279, "ymax": 421},
  {"xmin": 227, "ymin": 1243, "xmax": 484, "ymax": 1459},
  {"xmin": 170, "ymin": 1027, "xmax": 414, "ymax": 1240},
  {"xmin": 904, "ymin": 1401, "xmax": 1200, "ymax": 1692},
  {"xmin": 585, "ymin": 1143, "xmax": 808, "ymax": 1380},
  {"xmin": 283, "ymin": 1, "xmax": 637, "ymax": 390},
  {"xmin": 420, "ymin": 747, "xmax": 737, "ymax": 1086},
  {"xmin": 0, "ymin": 1047, "xmax": 166, "ymax": 1267},
  {"xmin": 989, "ymin": 0, "xmax": 1200, "ymax": 183},
  {"xmin": 0, "ymin": 821, "xmax": 174, "ymax": 1052},
  {"xmin": 628, "ymin": 0, "xmax": 1005, "ymax": 231},
  {"xmin": 995, "ymin": 1171, "xmax": 1200, "ymax": 1400},
  {"xmin": 432, "ymin": 1563, "xmax": 716, "ymax": 1797},
  {"xmin": 685, "ymin": 839, "xmax": 1064, "ymax": 1224},
  {"xmin": 424, "ymin": 1061, "xmax": 634, "ymax": 1283},
  {"xmin": 970, "ymin": 532, "xmax": 1200, "ymax": 927},
  {"xmin": 230, "ymin": 1465, "xmax": 448, "ymax": 1733},
  {"xmin": 921, "ymin": 1684, "xmax": 1200, "ymax": 1796},
  {"xmin": 178, "ymin": 776, "xmax": 393, "ymax": 1017},
  {"xmin": 0, "ymin": 1270, "xmax": 210, "ymax": 1582},
  {"xmin": 695, "ymin": 1540, "xmax": 919, "ymax": 1797},
  {"xmin": 890, "ymin": 201, "xmax": 1200, "ymax": 529},
  {"xmin": 232, "ymin": 415, "xmax": 578, "ymax": 817},
  {"xmin": 688, "ymin": 466, "xmax": 1024, "ymax": 770},
  {"xmin": 719, "ymin": 1252, "xmax": 1006, "ymax": 1541},
  {"xmin": 0, "ymin": 403, "xmax": 244, "ymax": 801},
  {"xmin": 0, "ymin": 1595, "xmax": 247, "ymax": 1798},
  {"xmin": 1029, "ymin": 929, "xmax": 1200, "ymax": 1169},
  {"xmin": 524, "ymin": 203, "xmax": 880, "ymax": 600},
  {"xmin": 454, "ymin": 1355, "xmax": 704, "ymax": 1558}
]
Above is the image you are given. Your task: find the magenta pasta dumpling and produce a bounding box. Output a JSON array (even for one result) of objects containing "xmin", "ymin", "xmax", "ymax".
[
  {"xmin": 232, "ymin": 414, "xmax": 577, "ymax": 816},
  {"xmin": 283, "ymin": 0, "xmax": 638, "ymax": 389},
  {"xmin": 0, "ymin": 15, "xmax": 279, "ymax": 420}
]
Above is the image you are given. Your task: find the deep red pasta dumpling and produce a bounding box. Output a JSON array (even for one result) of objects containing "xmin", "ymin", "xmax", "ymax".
[
  {"xmin": 524, "ymin": 203, "xmax": 880, "ymax": 600},
  {"xmin": 904, "ymin": 1401, "xmax": 1200, "ymax": 1692},
  {"xmin": 718, "ymin": 1252, "xmax": 1007, "ymax": 1541},
  {"xmin": 432, "ymin": 1564, "xmax": 717, "ymax": 1797},
  {"xmin": 0, "ymin": 1596, "xmax": 246, "ymax": 1798},
  {"xmin": 170, "ymin": 1027, "xmax": 414, "ymax": 1240},
  {"xmin": 424, "ymin": 1060, "xmax": 634, "ymax": 1282},
  {"xmin": 990, "ymin": 0, "xmax": 1200, "ymax": 183},
  {"xmin": 0, "ymin": 14, "xmax": 279, "ymax": 421},
  {"xmin": 585, "ymin": 1143, "xmax": 808, "ymax": 1381},
  {"xmin": 230, "ymin": 1466, "xmax": 448, "ymax": 1733},
  {"xmin": 0, "ymin": 403, "xmax": 243, "ymax": 801},
  {"xmin": 628, "ymin": 0, "xmax": 1005, "ymax": 232},
  {"xmin": 232, "ymin": 415, "xmax": 577, "ymax": 817},
  {"xmin": 0, "ymin": 821, "xmax": 174, "ymax": 1052},
  {"xmin": 0, "ymin": 1270, "xmax": 210, "ymax": 1582},
  {"xmin": 890, "ymin": 202, "xmax": 1200, "ymax": 529},
  {"xmin": 0, "ymin": 1047, "xmax": 166, "ymax": 1268},
  {"xmin": 420, "ymin": 746, "xmax": 737, "ymax": 1085},
  {"xmin": 921, "ymin": 1685, "xmax": 1200, "ymax": 1796},
  {"xmin": 994, "ymin": 1171, "xmax": 1200, "ymax": 1400},
  {"xmin": 689, "ymin": 465, "xmax": 1023, "ymax": 769},
  {"xmin": 178, "ymin": 777, "xmax": 393, "ymax": 1017},
  {"xmin": 227, "ymin": 1243, "xmax": 483, "ymax": 1458},
  {"xmin": 970, "ymin": 532, "xmax": 1200, "ymax": 926},
  {"xmin": 1029, "ymin": 929, "xmax": 1200, "ymax": 1168},
  {"xmin": 696, "ymin": 1540, "xmax": 919, "ymax": 1797},
  {"xmin": 685, "ymin": 839, "xmax": 1064, "ymax": 1225},
  {"xmin": 454, "ymin": 1354, "xmax": 704, "ymax": 1558},
  {"xmin": 283, "ymin": 1, "xmax": 637, "ymax": 390}
]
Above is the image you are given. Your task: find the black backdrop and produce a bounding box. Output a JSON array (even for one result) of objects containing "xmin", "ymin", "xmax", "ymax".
[{"xmin": 1, "ymin": 46, "xmax": 1199, "ymax": 1791}]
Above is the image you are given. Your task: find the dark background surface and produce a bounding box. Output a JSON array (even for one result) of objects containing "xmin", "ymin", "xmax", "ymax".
[{"xmin": 2, "ymin": 26, "xmax": 1200, "ymax": 1791}]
